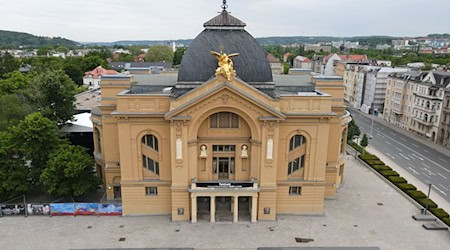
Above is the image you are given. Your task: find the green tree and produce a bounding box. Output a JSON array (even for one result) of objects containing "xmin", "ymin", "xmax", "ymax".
[
  {"xmin": 0, "ymin": 71, "xmax": 32, "ymax": 95},
  {"xmin": 32, "ymin": 70, "xmax": 77, "ymax": 125},
  {"xmin": 0, "ymin": 131, "xmax": 30, "ymax": 200},
  {"xmin": 347, "ymin": 118, "xmax": 361, "ymax": 142},
  {"xmin": 360, "ymin": 133, "xmax": 369, "ymax": 148},
  {"xmin": 113, "ymin": 53, "xmax": 135, "ymax": 62},
  {"xmin": 0, "ymin": 94, "xmax": 34, "ymax": 131},
  {"xmin": 145, "ymin": 45, "xmax": 174, "ymax": 62},
  {"xmin": 85, "ymin": 49, "xmax": 113, "ymax": 61},
  {"xmin": 36, "ymin": 46, "xmax": 51, "ymax": 56},
  {"xmin": 283, "ymin": 63, "xmax": 290, "ymax": 74},
  {"xmin": 173, "ymin": 47, "xmax": 187, "ymax": 65},
  {"xmin": 40, "ymin": 144, "xmax": 101, "ymax": 197},
  {"xmin": 0, "ymin": 52, "xmax": 20, "ymax": 78},
  {"xmin": 9, "ymin": 112, "xmax": 62, "ymax": 183},
  {"xmin": 63, "ymin": 64, "xmax": 84, "ymax": 86},
  {"xmin": 55, "ymin": 46, "xmax": 69, "ymax": 54},
  {"xmin": 81, "ymin": 56, "xmax": 108, "ymax": 72}
]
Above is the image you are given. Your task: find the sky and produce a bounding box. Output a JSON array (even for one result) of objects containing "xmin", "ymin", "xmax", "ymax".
[{"xmin": 0, "ymin": 0, "xmax": 449, "ymax": 42}]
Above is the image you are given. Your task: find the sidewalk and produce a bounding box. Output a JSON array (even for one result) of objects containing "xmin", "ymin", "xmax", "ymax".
[
  {"xmin": 0, "ymin": 156, "xmax": 449, "ymax": 250},
  {"xmin": 367, "ymin": 146, "xmax": 450, "ymax": 213}
]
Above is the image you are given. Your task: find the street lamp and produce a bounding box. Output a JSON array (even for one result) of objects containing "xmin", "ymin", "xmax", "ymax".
[{"xmin": 370, "ymin": 108, "xmax": 378, "ymax": 139}]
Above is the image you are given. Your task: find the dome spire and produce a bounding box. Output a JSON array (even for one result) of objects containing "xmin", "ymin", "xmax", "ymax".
[{"xmin": 221, "ymin": 0, "xmax": 228, "ymax": 11}]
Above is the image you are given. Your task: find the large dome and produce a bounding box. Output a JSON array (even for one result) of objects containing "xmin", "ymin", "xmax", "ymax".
[{"xmin": 177, "ymin": 10, "xmax": 273, "ymax": 83}]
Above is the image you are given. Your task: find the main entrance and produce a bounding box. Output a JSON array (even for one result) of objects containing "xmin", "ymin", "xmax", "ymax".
[{"xmin": 214, "ymin": 157, "xmax": 235, "ymax": 179}]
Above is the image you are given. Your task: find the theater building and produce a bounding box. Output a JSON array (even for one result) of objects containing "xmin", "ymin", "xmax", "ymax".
[{"xmin": 91, "ymin": 6, "xmax": 350, "ymax": 222}]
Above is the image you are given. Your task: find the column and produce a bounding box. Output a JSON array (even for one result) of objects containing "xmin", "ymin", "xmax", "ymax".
[
  {"xmin": 251, "ymin": 195, "xmax": 257, "ymax": 223},
  {"xmin": 191, "ymin": 196, "xmax": 197, "ymax": 223},
  {"xmin": 233, "ymin": 196, "xmax": 239, "ymax": 223},
  {"xmin": 210, "ymin": 196, "xmax": 216, "ymax": 223}
]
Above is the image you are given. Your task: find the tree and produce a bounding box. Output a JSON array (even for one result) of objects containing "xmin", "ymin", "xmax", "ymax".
[
  {"xmin": 0, "ymin": 94, "xmax": 34, "ymax": 131},
  {"xmin": 40, "ymin": 144, "xmax": 101, "ymax": 197},
  {"xmin": 81, "ymin": 56, "xmax": 108, "ymax": 72},
  {"xmin": 63, "ymin": 64, "xmax": 84, "ymax": 86},
  {"xmin": 360, "ymin": 133, "xmax": 369, "ymax": 148},
  {"xmin": 347, "ymin": 118, "xmax": 361, "ymax": 142},
  {"xmin": 173, "ymin": 47, "xmax": 187, "ymax": 65},
  {"xmin": 145, "ymin": 45, "xmax": 174, "ymax": 62},
  {"xmin": 0, "ymin": 52, "xmax": 20, "ymax": 78},
  {"xmin": 9, "ymin": 112, "xmax": 62, "ymax": 183},
  {"xmin": 0, "ymin": 131, "xmax": 30, "ymax": 200},
  {"xmin": 0, "ymin": 71, "xmax": 32, "ymax": 95},
  {"xmin": 32, "ymin": 70, "xmax": 77, "ymax": 125},
  {"xmin": 55, "ymin": 46, "xmax": 69, "ymax": 54}
]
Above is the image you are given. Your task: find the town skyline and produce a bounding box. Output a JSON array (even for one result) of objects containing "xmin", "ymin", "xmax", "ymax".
[{"xmin": 0, "ymin": 0, "xmax": 449, "ymax": 42}]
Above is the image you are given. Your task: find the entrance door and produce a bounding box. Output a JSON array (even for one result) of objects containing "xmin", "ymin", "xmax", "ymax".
[
  {"xmin": 218, "ymin": 157, "xmax": 229, "ymax": 179},
  {"xmin": 113, "ymin": 186, "xmax": 122, "ymax": 199},
  {"xmin": 213, "ymin": 157, "xmax": 235, "ymax": 180}
]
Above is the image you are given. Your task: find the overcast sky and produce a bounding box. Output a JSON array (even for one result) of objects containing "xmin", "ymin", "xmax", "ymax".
[{"xmin": 0, "ymin": 0, "xmax": 448, "ymax": 42}]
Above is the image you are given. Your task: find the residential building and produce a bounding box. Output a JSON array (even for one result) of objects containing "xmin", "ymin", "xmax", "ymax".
[
  {"xmin": 91, "ymin": 8, "xmax": 350, "ymax": 223},
  {"xmin": 109, "ymin": 62, "xmax": 174, "ymax": 74},
  {"xmin": 320, "ymin": 53, "xmax": 368, "ymax": 76},
  {"xmin": 438, "ymin": 89, "xmax": 450, "ymax": 149},
  {"xmin": 304, "ymin": 44, "xmax": 332, "ymax": 53},
  {"xmin": 266, "ymin": 53, "xmax": 283, "ymax": 74},
  {"xmin": 293, "ymin": 56, "xmax": 312, "ymax": 69},
  {"xmin": 83, "ymin": 66, "xmax": 119, "ymax": 90}
]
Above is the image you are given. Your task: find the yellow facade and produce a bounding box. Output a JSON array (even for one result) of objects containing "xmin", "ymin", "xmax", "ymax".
[
  {"xmin": 91, "ymin": 72, "xmax": 350, "ymax": 222},
  {"xmin": 91, "ymin": 8, "xmax": 350, "ymax": 222}
]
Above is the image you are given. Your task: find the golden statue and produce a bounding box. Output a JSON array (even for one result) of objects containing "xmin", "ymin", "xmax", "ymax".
[{"xmin": 211, "ymin": 50, "xmax": 239, "ymax": 80}]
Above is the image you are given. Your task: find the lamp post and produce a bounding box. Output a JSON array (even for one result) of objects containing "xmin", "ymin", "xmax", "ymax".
[
  {"xmin": 369, "ymin": 108, "xmax": 378, "ymax": 139},
  {"xmin": 423, "ymin": 183, "xmax": 432, "ymax": 215}
]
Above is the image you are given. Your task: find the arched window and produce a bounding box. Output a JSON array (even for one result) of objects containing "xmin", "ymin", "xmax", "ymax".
[
  {"xmin": 210, "ymin": 112, "xmax": 239, "ymax": 128},
  {"xmin": 287, "ymin": 134, "xmax": 307, "ymax": 176},
  {"xmin": 141, "ymin": 134, "xmax": 160, "ymax": 176},
  {"xmin": 142, "ymin": 134, "xmax": 158, "ymax": 152},
  {"xmin": 95, "ymin": 128, "xmax": 101, "ymax": 154}
]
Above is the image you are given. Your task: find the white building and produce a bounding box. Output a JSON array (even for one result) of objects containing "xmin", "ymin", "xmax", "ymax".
[{"xmin": 83, "ymin": 66, "xmax": 119, "ymax": 90}]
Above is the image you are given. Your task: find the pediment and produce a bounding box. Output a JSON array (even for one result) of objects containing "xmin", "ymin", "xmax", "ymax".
[{"xmin": 165, "ymin": 80, "xmax": 285, "ymax": 120}]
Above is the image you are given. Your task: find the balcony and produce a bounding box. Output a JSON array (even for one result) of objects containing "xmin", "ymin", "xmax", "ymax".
[{"xmin": 412, "ymin": 117, "xmax": 434, "ymax": 127}]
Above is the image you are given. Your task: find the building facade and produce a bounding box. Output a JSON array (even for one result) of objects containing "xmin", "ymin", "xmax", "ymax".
[{"xmin": 92, "ymin": 8, "xmax": 350, "ymax": 223}]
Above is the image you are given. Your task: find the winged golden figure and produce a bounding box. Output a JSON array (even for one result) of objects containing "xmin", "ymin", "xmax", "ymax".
[{"xmin": 211, "ymin": 50, "xmax": 240, "ymax": 80}]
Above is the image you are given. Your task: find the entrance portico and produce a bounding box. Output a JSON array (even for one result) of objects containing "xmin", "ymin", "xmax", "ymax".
[{"xmin": 189, "ymin": 179, "xmax": 259, "ymax": 223}]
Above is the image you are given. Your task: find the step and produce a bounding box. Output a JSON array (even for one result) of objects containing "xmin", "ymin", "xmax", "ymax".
[
  {"xmin": 422, "ymin": 222, "xmax": 448, "ymax": 230},
  {"xmin": 412, "ymin": 214, "xmax": 436, "ymax": 221}
]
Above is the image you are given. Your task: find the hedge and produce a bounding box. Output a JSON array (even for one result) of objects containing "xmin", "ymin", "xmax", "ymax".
[
  {"xmin": 406, "ymin": 190, "xmax": 427, "ymax": 199},
  {"xmin": 417, "ymin": 198, "xmax": 438, "ymax": 209},
  {"xmin": 429, "ymin": 208, "xmax": 450, "ymax": 220},
  {"xmin": 371, "ymin": 165, "xmax": 392, "ymax": 172},
  {"xmin": 443, "ymin": 218, "xmax": 450, "ymax": 227},
  {"xmin": 396, "ymin": 183, "xmax": 417, "ymax": 191},
  {"xmin": 379, "ymin": 170, "xmax": 400, "ymax": 177},
  {"xmin": 363, "ymin": 159, "xmax": 385, "ymax": 166},
  {"xmin": 359, "ymin": 154, "xmax": 380, "ymax": 161},
  {"xmin": 387, "ymin": 176, "xmax": 407, "ymax": 184}
]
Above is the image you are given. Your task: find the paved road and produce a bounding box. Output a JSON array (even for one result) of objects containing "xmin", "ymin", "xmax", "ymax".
[{"xmin": 348, "ymin": 107, "xmax": 450, "ymax": 202}]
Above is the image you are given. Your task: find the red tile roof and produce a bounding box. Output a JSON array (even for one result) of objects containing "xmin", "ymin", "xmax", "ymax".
[
  {"xmin": 323, "ymin": 53, "xmax": 368, "ymax": 62},
  {"xmin": 84, "ymin": 66, "xmax": 118, "ymax": 79},
  {"xmin": 266, "ymin": 53, "xmax": 281, "ymax": 63}
]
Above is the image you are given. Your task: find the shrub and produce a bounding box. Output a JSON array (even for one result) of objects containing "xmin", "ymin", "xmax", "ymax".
[
  {"xmin": 429, "ymin": 208, "xmax": 450, "ymax": 220},
  {"xmin": 406, "ymin": 190, "xmax": 427, "ymax": 199},
  {"xmin": 359, "ymin": 154, "xmax": 379, "ymax": 161},
  {"xmin": 348, "ymin": 142, "xmax": 364, "ymax": 154},
  {"xmin": 380, "ymin": 170, "xmax": 400, "ymax": 177},
  {"xmin": 371, "ymin": 165, "xmax": 392, "ymax": 171},
  {"xmin": 364, "ymin": 159, "xmax": 385, "ymax": 166},
  {"xmin": 443, "ymin": 217, "xmax": 450, "ymax": 227},
  {"xmin": 396, "ymin": 183, "xmax": 417, "ymax": 191},
  {"xmin": 387, "ymin": 176, "xmax": 407, "ymax": 184},
  {"xmin": 418, "ymin": 198, "xmax": 438, "ymax": 209}
]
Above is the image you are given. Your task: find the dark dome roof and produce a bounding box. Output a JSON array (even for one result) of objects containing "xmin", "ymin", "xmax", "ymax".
[{"xmin": 177, "ymin": 11, "xmax": 273, "ymax": 83}]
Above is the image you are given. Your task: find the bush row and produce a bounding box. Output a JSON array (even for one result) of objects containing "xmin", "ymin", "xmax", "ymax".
[{"xmin": 347, "ymin": 143, "xmax": 450, "ymax": 227}]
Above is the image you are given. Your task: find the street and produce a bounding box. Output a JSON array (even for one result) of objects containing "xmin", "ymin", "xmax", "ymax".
[{"xmin": 348, "ymin": 107, "xmax": 450, "ymax": 203}]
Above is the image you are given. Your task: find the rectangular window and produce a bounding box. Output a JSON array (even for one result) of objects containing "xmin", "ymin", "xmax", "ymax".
[
  {"xmin": 155, "ymin": 161, "xmax": 159, "ymax": 175},
  {"xmin": 289, "ymin": 187, "xmax": 302, "ymax": 195},
  {"xmin": 145, "ymin": 187, "xmax": 158, "ymax": 196},
  {"xmin": 212, "ymin": 145, "xmax": 236, "ymax": 152},
  {"xmin": 142, "ymin": 155, "xmax": 147, "ymax": 168},
  {"xmin": 148, "ymin": 158, "xmax": 154, "ymax": 172},
  {"xmin": 300, "ymin": 155, "xmax": 305, "ymax": 168},
  {"xmin": 287, "ymin": 162, "xmax": 292, "ymax": 175}
]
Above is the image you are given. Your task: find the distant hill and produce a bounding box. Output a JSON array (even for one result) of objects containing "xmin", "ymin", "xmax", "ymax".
[
  {"xmin": 0, "ymin": 30, "xmax": 79, "ymax": 47},
  {"xmin": 85, "ymin": 36, "xmax": 398, "ymax": 47}
]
